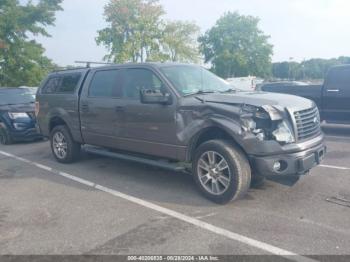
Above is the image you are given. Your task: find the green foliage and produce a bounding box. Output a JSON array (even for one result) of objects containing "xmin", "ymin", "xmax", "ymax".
[
  {"xmin": 272, "ymin": 57, "xmax": 350, "ymax": 80},
  {"xmin": 199, "ymin": 12, "xmax": 273, "ymax": 78},
  {"xmin": 0, "ymin": 0, "xmax": 62, "ymax": 87},
  {"xmin": 97, "ymin": 0, "xmax": 200, "ymax": 63},
  {"xmin": 96, "ymin": 0, "xmax": 164, "ymax": 63},
  {"xmin": 162, "ymin": 21, "xmax": 200, "ymax": 63}
]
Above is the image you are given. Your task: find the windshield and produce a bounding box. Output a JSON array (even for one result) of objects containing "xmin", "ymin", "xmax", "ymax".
[
  {"xmin": 0, "ymin": 88, "xmax": 35, "ymax": 106},
  {"xmin": 160, "ymin": 65, "xmax": 234, "ymax": 96}
]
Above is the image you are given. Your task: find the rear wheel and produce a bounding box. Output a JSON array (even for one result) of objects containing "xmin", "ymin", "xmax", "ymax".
[
  {"xmin": 193, "ymin": 140, "xmax": 251, "ymax": 204},
  {"xmin": 0, "ymin": 125, "xmax": 13, "ymax": 145},
  {"xmin": 50, "ymin": 125, "xmax": 80, "ymax": 163}
]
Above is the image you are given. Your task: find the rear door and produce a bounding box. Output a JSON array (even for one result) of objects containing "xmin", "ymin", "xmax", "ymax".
[
  {"xmin": 322, "ymin": 66, "xmax": 350, "ymax": 123},
  {"xmin": 79, "ymin": 69, "xmax": 123, "ymax": 147}
]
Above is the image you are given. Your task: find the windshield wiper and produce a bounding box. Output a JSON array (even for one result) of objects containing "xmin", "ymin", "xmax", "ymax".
[
  {"xmin": 220, "ymin": 88, "xmax": 237, "ymax": 93},
  {"xmin": 183, "ymin": 90, "xmax": 216, "ymax": 97}
]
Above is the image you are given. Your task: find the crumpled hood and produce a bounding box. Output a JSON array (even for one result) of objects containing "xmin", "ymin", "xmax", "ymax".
[{"xmin": 197, "ymin": 91, "xmax": 315, "ymax": 111}]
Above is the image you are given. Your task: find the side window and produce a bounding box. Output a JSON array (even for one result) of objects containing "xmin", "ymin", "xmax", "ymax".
[
  {"xmin": 89, "ymin": 70, "xmax": 122, "ymax": 98},
  {"xmin": 338, "ymin": 69, "xmax": 350, "ymax": 86},
  {"xmin": 42, "ymin": 77, "xmax": 60, "ymax": 94},
  {"xmin": 328, "ymin": 68, "xmax": 350, "ymax": 87},
  {"xmin": 57, "ymin": 74, "xmax": 81, "ymax": 93},
  {"xmin": 123, "ymin": 69, "xmax": 164, "ymax": 99}
]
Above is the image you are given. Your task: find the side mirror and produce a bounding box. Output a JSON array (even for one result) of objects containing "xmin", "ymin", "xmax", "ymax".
[{"xmin": 140, "ymin": 89, "xmax": 172, "ymax": 105}]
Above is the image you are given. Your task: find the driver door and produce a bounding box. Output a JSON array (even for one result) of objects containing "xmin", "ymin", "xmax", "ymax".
[{"xmin": 116, "ymin": 67, "xmax": 179, "ymax": 159}]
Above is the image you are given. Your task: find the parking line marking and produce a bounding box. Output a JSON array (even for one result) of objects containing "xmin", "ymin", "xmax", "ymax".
[
  {"xmin": 320, "ymin": 164, "xmax": 350, "ymax": 170},
  {"xmin": 0, "ymin": 150, "xmax": 317, "ymax": 262}
]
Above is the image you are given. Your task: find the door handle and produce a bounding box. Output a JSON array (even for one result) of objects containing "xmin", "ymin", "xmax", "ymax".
[
  {"xmin": 81, "ymin": 104, "xmax": 89, "ymax": 113},
  {"xmin": 327, "ymin": 89, "xmax": 340, "ymax": 92},
  {"xmin": 115, "ymin": 106, "xmax": 125, "ymax": 112}
]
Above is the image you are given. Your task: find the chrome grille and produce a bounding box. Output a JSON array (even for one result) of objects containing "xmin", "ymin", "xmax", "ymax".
[{"xmin": 294, "ymin": 106, "xmax": 321, "ymax": 141}]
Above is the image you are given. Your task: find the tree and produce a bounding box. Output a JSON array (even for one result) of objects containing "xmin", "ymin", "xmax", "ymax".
[
  {"xmin": 0, "ymin": 0, "xmax": 62, "ymax": 87},
  {"xmin": 96, "ymin": 0, "xmax": 165, "ymax": 63},
  {"xmin": 162, "ymin": 21, "xmax": 200, "ymax": 63},
  {"xmin": 272, "ymin": 62, "xmax": 290, "ymax": 79},
  {"xmin": 272, "ymin": 56, "xmax": 350, "ymax": 80},
  {"xmin": 97, "ymin": 0, "xmax": 200, "ymax": 63},
  {"xmin": 199, "ymin": 12, "xmax": 273, "ymax": 78}
]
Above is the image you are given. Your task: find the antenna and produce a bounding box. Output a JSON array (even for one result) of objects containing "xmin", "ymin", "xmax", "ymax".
[{"xmin": 75, "ymin": 61, "xmax": 115, "ymax": 68}]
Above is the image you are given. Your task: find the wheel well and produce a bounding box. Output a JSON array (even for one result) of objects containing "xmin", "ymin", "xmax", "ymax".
[
  {"xmin": 49, "ymin": 117, "xmax": 67, "ymax": 132},
  {"xmin": 189, "ymin": 127, "xmax": 245, "ymax": 161}
]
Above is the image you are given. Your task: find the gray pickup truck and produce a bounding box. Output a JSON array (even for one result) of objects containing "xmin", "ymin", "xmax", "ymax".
[{"xmin": 36, "ymin": 63, "xmax": 326, "ymax": 204}]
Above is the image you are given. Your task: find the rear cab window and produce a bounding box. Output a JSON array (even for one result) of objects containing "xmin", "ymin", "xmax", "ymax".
[{"xmin": 41, "ymin": 73, "xmax": 82, "ymax": 94}]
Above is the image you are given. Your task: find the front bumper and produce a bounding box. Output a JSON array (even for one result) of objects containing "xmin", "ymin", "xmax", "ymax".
[
  {"xmin": 10, "ymin": 127, "xmax": 43, "ymax": 142},
  {"xmin": 250, "ymin": 140, "xmax": 326, "ymax": 176}
]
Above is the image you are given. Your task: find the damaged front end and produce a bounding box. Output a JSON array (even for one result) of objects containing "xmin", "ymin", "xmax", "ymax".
[
  {"xmin": 240, "ymin": 104, "xmax": 295, "ymax": 145},
  {"xmin": 178, "ymin": 92, "xmax": 325, "ymax": 176},
  {"xmin": 237, "ymin": 103, "xmax": 325, "ymax": 176}
]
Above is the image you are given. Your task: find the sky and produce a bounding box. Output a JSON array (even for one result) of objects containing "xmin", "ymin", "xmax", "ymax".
[{"xmin": 35, "ymin": 0, "xmax": 350, "ymax": 66}]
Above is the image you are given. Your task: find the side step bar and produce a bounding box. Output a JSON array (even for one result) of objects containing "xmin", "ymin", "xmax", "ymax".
[{"xmin": 83, "ymin": 145, "xmax": 190, "ymax": 173}]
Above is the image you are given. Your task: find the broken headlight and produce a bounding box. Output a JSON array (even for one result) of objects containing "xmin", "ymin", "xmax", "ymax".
[
  {"xmin": 242, "ymin": 105, "xmax": 295, "ymax": 144},
  {"xmin": 242, "ymin": 118, "xmax": 266, "ymax": 141},
  {"xmin": 272, "ymin": 121, "xmax": 295, "ymax": 144},
  {"xmin": 241, "ymin": 105, "xmax": 270, "ymax": 141}
]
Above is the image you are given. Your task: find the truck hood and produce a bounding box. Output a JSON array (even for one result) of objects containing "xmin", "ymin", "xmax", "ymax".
[
  {"xmin": 0, "ymin": 103, "xmax": 35, "ymax": 113},
  {"xmin": 197, "ymin": 91, "xmax": 315, "ymax": 111}
]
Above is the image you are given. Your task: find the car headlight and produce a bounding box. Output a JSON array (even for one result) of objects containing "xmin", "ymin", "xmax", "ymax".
[
  {"xmin": 241, "ymin": 105, "xmax": 295, "ymax": 144},
  {"xmin": 8, "ymin": 112, "xmax": 30, "ymax": 120},
  {"xmin": 242, "ymin": 118, "xmax": 266, "ymax": 141},
  {"xmin": 272, "ymin": 121, "xmax": 295, "ymax": 144}
]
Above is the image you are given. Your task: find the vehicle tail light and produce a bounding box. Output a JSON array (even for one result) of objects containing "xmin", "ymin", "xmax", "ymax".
[{"xmin": 35, "ymin": 101, "xmax": 40, "ymax": 117}]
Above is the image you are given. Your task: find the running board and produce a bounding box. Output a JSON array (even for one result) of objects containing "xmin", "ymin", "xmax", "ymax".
[{"xmin": 83, "ymin": 145, "xmax": 190, "ymax": 173}]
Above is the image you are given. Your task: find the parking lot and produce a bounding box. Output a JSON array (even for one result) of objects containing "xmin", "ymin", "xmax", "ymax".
[{"xmin": 0, "ymin": 124, "xmax": 349, "ymax": 259}]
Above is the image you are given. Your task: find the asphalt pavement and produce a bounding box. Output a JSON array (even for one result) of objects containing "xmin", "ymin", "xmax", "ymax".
[{"xmin": 0, "ymin": 124, "xmax": 349, "ymax": 259}]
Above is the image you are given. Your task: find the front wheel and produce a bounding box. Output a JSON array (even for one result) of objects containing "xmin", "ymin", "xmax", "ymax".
[
  {"xmin": 50, "ymin": 125, "xmax": 81, "ymax": 163},
  {"xmin": 193, "ymin": 140, "xmax": 251, "ymax": 204}
]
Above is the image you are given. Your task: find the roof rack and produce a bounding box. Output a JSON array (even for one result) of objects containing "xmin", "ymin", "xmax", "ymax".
[
  {"xmin": 75, "ymin": 61, "xmax": 115, "ymax": 68},
  {"xmin": 51, "ymin": 61, "xmax": 116, "ymax": 73},
  {"xmin": 51, "ymin": 67, "xmax": 87, "ymax": 73}
]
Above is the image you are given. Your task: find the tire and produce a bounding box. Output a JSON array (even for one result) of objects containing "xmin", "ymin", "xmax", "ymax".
[
  {"xmin": 50, "ymin": 125, "xmax": 81, "ymax": 163},
  {"xmin": 0, "ymin": 125, "xmax": 13, "ymax": 145},
  {"xmin": 193, "ymin": 140, "xmax": 251, "ymax": 204}
]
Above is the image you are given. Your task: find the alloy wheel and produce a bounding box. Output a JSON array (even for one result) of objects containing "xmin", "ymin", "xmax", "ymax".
[
  {"xmin": 197, "ymin": 151, "xmax": 232, "ymax": 195},
  {"xmin": 52, "ymin": 132, "xmax": 68, "ymax": 159}
]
